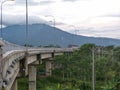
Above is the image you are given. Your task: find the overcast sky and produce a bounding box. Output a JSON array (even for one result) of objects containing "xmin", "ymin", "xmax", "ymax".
[{"xmin": 1, "ymin": 0, "xmax": 120, "ymax": 39}]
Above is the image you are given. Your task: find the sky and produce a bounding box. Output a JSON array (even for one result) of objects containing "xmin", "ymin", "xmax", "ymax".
[{"xmin": 1, "ymin": 0, "xmax": 120, "ymax": 39}]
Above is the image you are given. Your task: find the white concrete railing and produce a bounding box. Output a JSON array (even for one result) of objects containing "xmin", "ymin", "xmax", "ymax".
[{"xmin": 2, "ymin": 50, "xmax": 25, "ymax": 90}]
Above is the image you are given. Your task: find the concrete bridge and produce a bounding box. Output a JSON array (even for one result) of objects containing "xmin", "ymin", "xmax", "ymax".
[{"xmin": 0, "ymin": 40, "xmax": 77, "ymax": 90}]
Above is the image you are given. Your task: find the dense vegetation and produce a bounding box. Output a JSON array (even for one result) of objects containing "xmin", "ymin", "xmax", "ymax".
[{"xmin": 18, "ymin": 44, "xmax": 120, "ymax": 90}]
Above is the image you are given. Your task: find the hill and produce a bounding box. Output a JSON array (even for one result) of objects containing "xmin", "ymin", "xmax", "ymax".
[{"xmin": 2, "ymin": 24, "xmax": 120, "ymax": 47}]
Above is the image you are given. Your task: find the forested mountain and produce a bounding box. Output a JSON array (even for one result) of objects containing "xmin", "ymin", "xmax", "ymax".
[{"xmin": 2, "ymin": 24, "xmax": 120, "ymax": 47}]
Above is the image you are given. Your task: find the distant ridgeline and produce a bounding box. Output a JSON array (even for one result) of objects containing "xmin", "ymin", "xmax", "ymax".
[{"xmin": 2, "ymin": 24, "xmax": 120, "ymax": 47}]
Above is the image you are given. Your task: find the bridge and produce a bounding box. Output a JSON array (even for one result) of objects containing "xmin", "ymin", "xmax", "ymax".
[{"xmin": 0, "ymin": 40, "xmax": 77, "ymax": 90}]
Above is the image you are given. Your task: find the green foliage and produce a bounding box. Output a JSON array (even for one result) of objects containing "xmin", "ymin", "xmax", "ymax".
[
  {"xmin": 18, "ymin": 78, "xmax": 28, "ymax": 90},
  {"xmin": 54, "ymin": 44, "xmax": 120, "ymax": 89},
  {"xmin": 18, "ymin": 44, "xmax": 120, "ymax": 90}
]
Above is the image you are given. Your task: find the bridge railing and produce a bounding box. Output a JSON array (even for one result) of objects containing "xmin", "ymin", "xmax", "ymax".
[{"xmin": 2, "ymin": 50, "xmax": 25, "ymax": 87}]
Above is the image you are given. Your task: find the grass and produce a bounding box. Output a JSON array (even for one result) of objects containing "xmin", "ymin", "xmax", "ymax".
[{"xmin": 18, "ymin": 77, "xmax": 28, "ymax": 90}]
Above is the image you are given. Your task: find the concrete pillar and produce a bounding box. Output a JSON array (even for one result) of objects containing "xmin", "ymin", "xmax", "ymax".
[
  {"xmin": 28, "ymin": 65, "xmax": 36, "ymax": 90},
  {"xmin": 45, "ymin": 60, "xmax": 52, "ymax": 76},
  {"xmin": 24, "ymin": 58, "xmax": 28, "ymax": 76},
  {"xmin": 19, "ymin": 58, "xmax": 28, "ymax": 77},
  {"xmin": 10, "ymin": 79, "xmax": 17, "ymax": 90}
]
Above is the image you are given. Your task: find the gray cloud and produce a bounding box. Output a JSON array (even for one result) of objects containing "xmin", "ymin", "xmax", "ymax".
[
  {"xmin": 2, "ymin": 14, "xmax": 47, "ymax": 26},
  {"xmin": 15, "ymin": 0, "xmax": 38, "ymax": 6},
  {"xmin": 15, "ymin": 0, "xmax": 55, "ymax": 6},
  {"xmin": 63, "ymin": 0, "xmax": 89, "ymax": 2},
  {"xmin": 63, "ymin": 0, "xmax": 79, "ymax": 2},
  {"xmin": 39, "ymin": 1, "xmax": 55, "ymax": 5},
  {"xmin": 16, "ymin": 0, "xmax": 33, "ymax": 4},
  {"xmin": 55, "ymin": 22, "xmax": 65, "ymax": 26},
  {"xmin": 99, "ymin": 14, "xmax": 120, "ymax": 18},
  {"xmin": 78, "ymin": 26, "xmax": 120, "ymax": 39}
]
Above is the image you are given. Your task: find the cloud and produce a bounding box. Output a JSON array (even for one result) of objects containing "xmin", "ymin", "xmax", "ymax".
[
  {"xmin": 76, "ymin": 27, "xmax": 120, "ymax": 39},
  {"xmin": 2, "ymin": 14, "xmax": 47, "ymax": 26},
  {"xmin": 55, "ymin": 22, "xmax": 65, "ymax": 25},
  {"xmin": 15, "ymin": 0, "xmax": 38, "ymax": 6},
  {"xmin": 15, "ymin": 0, "xmax": 33, "ymax": 4},
  {"xmin": 15, "ymin": 0, "xmax": 55, "ymax": 6},
  {"xmin": 63, "ymin": 0, "xmax": 89, "ymax": 2},
  {"xmin": 2, "ymin": 0, "xmax": 120, "ymax": 39},
  {"xmin": 100, "ymin": 14, "xmax": 120, "ymax": 18},
  {"xmin": 63, "ymin": 0, "xmax": 78, "ymax": 2},
  {"xmin": 39, "ymin": 0, "xmax": 55, "ymax": 5}
]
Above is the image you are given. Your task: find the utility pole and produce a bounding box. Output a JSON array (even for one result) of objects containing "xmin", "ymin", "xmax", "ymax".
[
  {"xmin": 26, "ymin": 0, "xmax": 28, "ymax": 53},
  {"xmin": 92, "ymin": 47, "xmax": 95, "ymax": 90}
]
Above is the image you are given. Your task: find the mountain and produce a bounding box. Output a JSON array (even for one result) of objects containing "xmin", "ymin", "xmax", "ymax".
[{"xmin": 2, "ymin": 23, "xmax": 120, "ymax": 47}]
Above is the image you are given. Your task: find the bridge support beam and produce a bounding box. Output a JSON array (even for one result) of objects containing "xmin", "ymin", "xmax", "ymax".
[
  {"xmin": 45, "ymin": 59, "xmax": 53, "ymax": 76},
  {"xmin": 10, "ymin": 79, "xmax": 17, "ymax": 90},
  {"xmin": 28, "ymin": 65, "xmax": 36, "ymax": 90}
]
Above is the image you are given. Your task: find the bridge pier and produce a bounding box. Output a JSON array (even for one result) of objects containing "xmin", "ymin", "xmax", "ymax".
[
  {"xmin": 28, "ymin": 65, "xmax": 36, "ymax": 90},
  {"xmin": 45, "ymin": 59, "xmax": 53, "ymax": 76},
  {"xmin": 10, "ymin": 79, "xmax": 17, "ymax": 90}
]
